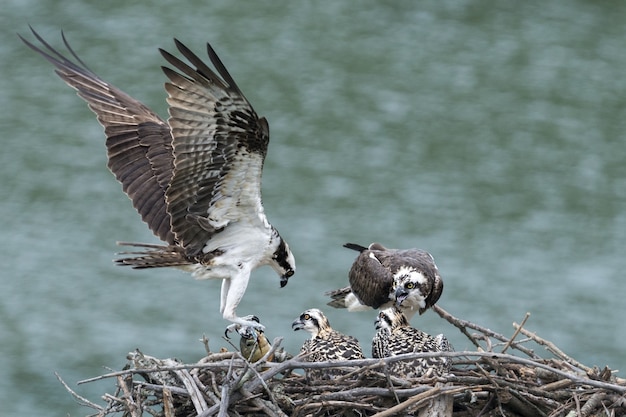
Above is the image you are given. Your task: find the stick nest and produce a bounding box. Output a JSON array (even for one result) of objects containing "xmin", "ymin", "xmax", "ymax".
[{"xmin": 60, "ymin": 306, "xmax": 626, "ymax": 417}]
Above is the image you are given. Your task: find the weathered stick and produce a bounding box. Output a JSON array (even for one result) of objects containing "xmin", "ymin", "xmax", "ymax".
[
  {"xmin": 55, "ymin": 372, "xmax": 104, "ymax": 412},
  {"xmin": 370, "ymin": 386, "xmax": 440, "ymax": 417},
  {"xmin": 502, "ymin": 312, "xmax": 531, "ymax": 354},
  {"xmin": 434, "ymin": 305, "xmax": 539, "ymax": 358},
  {"xmin": 512, "ymin": 323, "xmax": 592, "ymax": 373}
]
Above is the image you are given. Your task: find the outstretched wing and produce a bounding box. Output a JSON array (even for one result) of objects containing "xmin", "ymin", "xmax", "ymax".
[
  {"xmin": 159, "ymin": 40, "xmax": 270, "ymax": 256},
  {"xmin": 20, "ymin": 28, "xmax": 176, "ymax": 244}
]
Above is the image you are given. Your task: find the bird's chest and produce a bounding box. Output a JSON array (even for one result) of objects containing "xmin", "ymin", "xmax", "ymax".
[{"xmin": 197, "ymin": 221, "xmax": 274, "ymax": 270}]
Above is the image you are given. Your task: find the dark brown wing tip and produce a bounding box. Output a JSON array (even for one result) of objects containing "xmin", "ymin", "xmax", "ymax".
[
  {"xmin": 20, "ymin": 27, "xmax": 91, "ymax": 71},
  {"xmin": 343, "ymin": 243, "xmax": 368, "ymax": 252},
  {"xmin": 205, "ymin": 41, "xmax": 242, "ymax": 93}
]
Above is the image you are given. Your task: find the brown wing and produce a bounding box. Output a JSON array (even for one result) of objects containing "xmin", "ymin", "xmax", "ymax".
[
  {"xmin": 346, "ymin": 244, "xmax": 395, "ymax": 309},
  {"xmin": 390, "ymin": 326, "xmax": 438, "ymax": 354},
  {"xmin": 375, "ymin": 249, "xmax": 436, "ymax": 274},
  {"xmin": 159, "ymin": 40, "xmax": 270, "ymax": 255},
  {"xmin": 324, "ymin": 331, "xmax": 365, "ymax": 360},
  {"xmin": 20, "ymin": 28, "xmax": 176, "ymax": 244}
]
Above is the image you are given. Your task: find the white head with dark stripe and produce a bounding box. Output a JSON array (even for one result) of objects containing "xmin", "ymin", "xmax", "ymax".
[
  {"xmin": 292, "ymin": 308, "xmax": 332, "ymax": 339},
  {"xmin": 375, "ymin": 307, "xmax": 409, "ymax": 332},
  {"xmin": 268, "ymin": 229, "xmax": 295, "ymax": 288},
  {"xmin": 393, "ymin": 262, "xmax": 443, "ymax": 317}
]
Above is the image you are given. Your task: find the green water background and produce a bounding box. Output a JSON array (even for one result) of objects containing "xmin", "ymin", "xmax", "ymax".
[{"xmin": 1, "ymin": 1, "xmax": 625, "ymax": 415}]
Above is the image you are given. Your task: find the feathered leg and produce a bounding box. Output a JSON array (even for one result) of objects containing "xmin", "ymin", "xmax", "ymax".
[
  {"xmin": 220, "ymin": 279, "xmax": 230, "ymax": 315},
  {"xmin": 220, "ymin": 273, "xmax": 264, "ymax": 330}
]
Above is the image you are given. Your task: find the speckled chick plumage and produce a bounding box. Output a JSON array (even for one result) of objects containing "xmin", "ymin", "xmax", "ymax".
[
  {"xmin": 292, "ymin": 308, "xmax": 364, "ymax": 380},
  {"xmin": 372, "ymin": 307, "xmax": 452, "ymax": 378}
]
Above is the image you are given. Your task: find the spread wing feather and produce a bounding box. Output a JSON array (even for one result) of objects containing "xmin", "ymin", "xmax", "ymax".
[
  {"xmin": 160, "ymin": 40, "xmax": 270, "ymax": 255},
  {"xmin": 20, "ymin": 28, "xmax": 176, "ymax": 244},
  {"xmin": 23, "ymin": 30, "xmax": 279, "ymax": 271}
]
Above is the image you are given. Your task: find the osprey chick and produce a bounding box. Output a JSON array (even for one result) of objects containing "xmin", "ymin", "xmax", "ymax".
[
  {"xmin": 372, "ymin": 307, "xmax": 452, "ymax": 378},
  {"xmin": 292, "ymin": 308, "xmax": 364, "ymax": 380}
]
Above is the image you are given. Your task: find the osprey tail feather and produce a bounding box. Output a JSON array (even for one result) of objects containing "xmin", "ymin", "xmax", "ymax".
[{"xmin": 115, "ymin": 242, "xmax": 193, "ymax": 269}]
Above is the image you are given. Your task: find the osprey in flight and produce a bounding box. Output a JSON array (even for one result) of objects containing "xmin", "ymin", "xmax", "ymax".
[
  {"xmin": 327, "ymin": 243, "xmax": 442, "ymax": 320},
  {"xmin": 21, "ymin": 28, "xmax": 295, "ymax": 329}
]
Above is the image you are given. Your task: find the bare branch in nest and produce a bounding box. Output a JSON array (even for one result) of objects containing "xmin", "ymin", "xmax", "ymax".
[
  {"xmin": 501, "ymin": 312, "xmax": 531, "ymax": 354},
  {"xmin": 513, "ymin": 321, "xmax": 593, "ymax": 373},
  {"xmin": 433, "ymin": 305, "xmax": 539, "ymax": 358},
  {"xmin": 370, "ymin": 386, "xmax": 441, "ymax": 417},
  {"xmin": 55, "ymin": 372, "xmax": 104, "ymax": 412}
]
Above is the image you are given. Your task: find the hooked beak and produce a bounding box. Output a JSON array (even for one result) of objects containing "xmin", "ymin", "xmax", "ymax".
[
  {"xmin": 280, "ymin": 274, "xmax": 290, "ymax": 288},
  {"xmin": 374, "ymin": 317, "xmax": 383, "ymax": 331},
  {"xmin": 395, "ymin": 287, "xmax": 408, "ymax": 307},
  {"xmin": 291, "ymin": 319, "xmax": 303, "ymax": 331}
]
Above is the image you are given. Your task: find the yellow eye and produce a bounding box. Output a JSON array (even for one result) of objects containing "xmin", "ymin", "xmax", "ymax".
[
  {"xmin": 405, "ymin": 282, "xmax": 415, "ymax": 289},
  {"xmin": 303, "ymin": 314, "xmax": 310, "ymax": 320}
]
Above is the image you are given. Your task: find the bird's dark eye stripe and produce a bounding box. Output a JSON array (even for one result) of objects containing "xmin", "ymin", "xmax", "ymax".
[
  {"xmin": 274, "ymin": 239, "xmax": 293, "ymax": 271},
  {"xmin": 302, "ymin": 314, "xmax": 319, "ymax": 328}
]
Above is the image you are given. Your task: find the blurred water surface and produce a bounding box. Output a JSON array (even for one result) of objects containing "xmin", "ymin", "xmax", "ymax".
[{"xmin": 1, "ymin": 1, "xmax": 625, "ymax": 415}]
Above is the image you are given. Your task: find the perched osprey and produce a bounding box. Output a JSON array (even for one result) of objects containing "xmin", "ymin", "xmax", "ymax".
[
  {"xmin": 372, "ymin": 307, "xmax": 452, "ymax": 378},
  {"xmin": 21, "ymin": 29, "xmax": 295, "ymax": 329},
  {"xmin": 327, "ymin": 242, "xmax": 443, "ymax": 320},
  {"xmin": 292, "ymin": 308, "xmax": 364, "ymax": 380}
]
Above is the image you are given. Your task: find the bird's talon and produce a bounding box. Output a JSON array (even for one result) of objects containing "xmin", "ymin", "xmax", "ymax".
[{"xmin": 224, "ymin": 322, "xmax": 240, "ymax": 339}]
